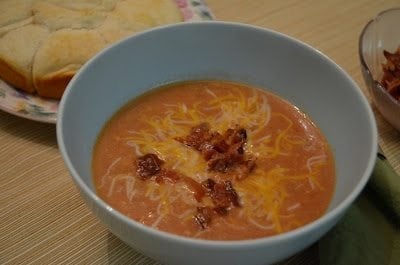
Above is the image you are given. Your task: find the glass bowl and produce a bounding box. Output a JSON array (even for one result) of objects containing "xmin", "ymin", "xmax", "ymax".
[{"xmin": 359, "ymin": 7, "xmax": 400, "ymax": 132}]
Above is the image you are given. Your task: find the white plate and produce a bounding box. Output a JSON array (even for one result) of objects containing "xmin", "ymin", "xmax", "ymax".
[{"xmin": 0, "ymin": 0, "xmax": 213, "ymax": 124}]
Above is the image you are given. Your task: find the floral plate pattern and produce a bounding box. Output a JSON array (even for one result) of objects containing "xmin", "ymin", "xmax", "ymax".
[{"xmin": 0, "ymin": 0, "xmax": 213, "ymax": 124}]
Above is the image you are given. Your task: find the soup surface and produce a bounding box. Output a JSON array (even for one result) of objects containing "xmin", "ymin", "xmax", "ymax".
[{"xmin": 92, "ymin": 81, "xmax": 335, "ymax": 240}]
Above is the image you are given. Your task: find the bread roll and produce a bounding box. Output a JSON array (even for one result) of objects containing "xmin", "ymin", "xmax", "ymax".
[
  {"xmin": 98, "ymin": 0, "xmax": 183, "ymax": 44},
  {"xmin": 33, "ymin": 2, "xmax": 107, "ymax": 31},
  {"xmin": 0, "ymin": 25, "xmax": 49, "ymax": 93},
  {"xmin": 0, "ymin": 18, "xmax": 34, "ymax": 38},
  {"xmin": 0, "ymin": 0, "xmax": 35, "ymax": 37},
  {"xmin": 0, "ymin": 0, "xmax": 183, "ymax": 99},
  {"xmin": 0, "ymin": 0, "xmax": 35, "ymax": 28},
  {"xmin": 33, "ymin": 29, "xmax": 107, "ymax": 98},
  {"xmin": 44, "ymin": 0, "xmax": 118, "ymax": 11}
]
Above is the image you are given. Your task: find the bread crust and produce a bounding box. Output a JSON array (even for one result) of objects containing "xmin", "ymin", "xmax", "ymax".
[
  {"xmin": 0, "ymin": 57, "xmax": 34, "ymax": 93},
  {"xmin": 34, "ymin": 71, "xmax": 74, "ymax": 99},
  {"xmin": 0, "ymin": 24, "xmax": 49, "ymax": 94}
]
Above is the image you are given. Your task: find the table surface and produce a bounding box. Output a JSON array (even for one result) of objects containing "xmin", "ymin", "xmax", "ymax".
[{"xmin": 1, "ymin": 1, "xmax": 399, "ymax": 264}]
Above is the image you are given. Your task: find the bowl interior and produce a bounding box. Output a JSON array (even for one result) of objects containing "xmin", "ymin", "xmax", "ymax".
[{"xmin": 59, "ymin": 22, "xmax": 377, "ymax": 232}]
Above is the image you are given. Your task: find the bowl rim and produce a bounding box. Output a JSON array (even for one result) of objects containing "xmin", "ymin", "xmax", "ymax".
[
  {"xmin": 358, "ymin": 7, "xmax": 400, "ymax": 109},
  {"xmin": 57, "ymin": 21, "xmax": 378, "ymax": 248}
]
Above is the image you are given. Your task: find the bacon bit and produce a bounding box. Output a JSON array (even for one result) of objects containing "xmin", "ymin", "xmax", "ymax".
[
  {"xmin": 136, "ymin": 153, "xmax": 164, "ymax": 179},
  {"xmin": 194, "ymin": 206, "xmax": 213, "ymax": 229},
  {"xmin": 175, "ymin": 123, "xmax": 212, "ymax": 150},
  {"xmin": 233, "ymin": 160, "xmax": 256, "ymax": 180},
  {"xmin": 201, "ymin": 178, "xmax": 216, "ymax": 191},
  {"xmin": 136, "ymin": 154, "xmax": 180, "ymax": 184},
  {"xmin": 209, "ymin": 180, "xmax": 240, "ymax": 208},
  {"xmin": 198, "ymin": 142, "xmax": 217, "ymax": 160},
  {"xmin": 193, "ymin": 179, "xmax": 241, "ymax": 229},
  {"xmin": 201, "ymin": 179, "xmax": 240, "ymax": 210},
  {"xmin": 213, "ymin": 206, "xmax": 229, "ymax": 215},
  {"xmin": 182, "ymin": 176, "xmax": 205, "ymax": 202},
  {"xmin": 176, "ymin": 123, "xmax": 256, "ymax": 180},
  {"xmin": 224, "ymin": 127, "xmax": 247, "ymax": 145},
  {"xmin": 381, "ymin": 48, "xmax": 400, "ymax": 101}
]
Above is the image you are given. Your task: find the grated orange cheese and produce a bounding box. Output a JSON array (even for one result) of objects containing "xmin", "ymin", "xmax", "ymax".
[{"xmin": 111, "ymin": 86, "xmax": 328, "ymax": 233}]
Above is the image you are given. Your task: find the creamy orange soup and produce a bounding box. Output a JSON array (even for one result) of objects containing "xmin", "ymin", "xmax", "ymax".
[{"xmin": 92, "ymin": 81, "xmax": 335, "ymax": 240}]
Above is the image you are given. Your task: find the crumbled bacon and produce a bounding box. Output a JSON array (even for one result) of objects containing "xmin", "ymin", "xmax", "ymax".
[
  {"xmin": 182, "ymin": 176, "xmax": 205, "ymax": 202},
  {"xmin": 176, "ymin": 123, "xmax": 208, "ymax": 148},
  {"xmin": 194, "ymin": 206, "xmax": 213, "ymax": 229},
  {"xmin": 208, "ymin": 179, "xmax": 240, "ymax": 209},
  {"xmin": 201, "ymin": 178, "xmax": 240, "ymax": 209},
  {"xmin": 194, "ymin": 179, "xmax": 241, "ymax": 229},
  {"xmin": 201, "ymin": 178, "xmax": 216, "ymax": 191},
  {"xmin": 381, "ymin": 48, "xmax": 400, "ymax": 101},
  {"xmin": 233, "ymin": 160, "xmax": 256, "ymax": 180},
  {"xmin": 224, "ymin": 127, "xmax": 247, "ymax": 145},
  {"xmin": 136, "ymin": 153, "xmax": 164, "ymax": 179},
  {"xmin": 136, "ymin": 153, "xmax": 181, "ymax": 184},
  {"xmin": 176, "ymin": 123, "xmax": 256, "ymax": 180},
  {"xmin": 135, "ymin": 152, "xmax": 242, "ymax": 230}
]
